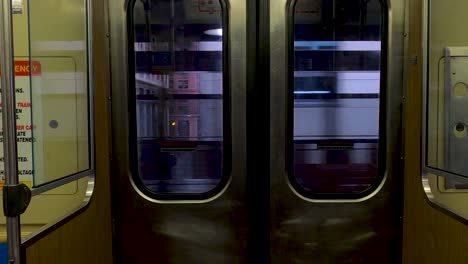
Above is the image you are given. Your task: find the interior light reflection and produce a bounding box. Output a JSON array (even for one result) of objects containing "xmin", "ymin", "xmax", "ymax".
[{"xmin": 204, "ymin": 28, "xmax": 223, "ymax": 36}]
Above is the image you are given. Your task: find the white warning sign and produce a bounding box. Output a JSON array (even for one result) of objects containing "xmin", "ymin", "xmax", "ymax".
[
  {"xmin": 185, "ymin": 0, "xmax": 222, "ymax": 22},
  {"xmin": 0, "ymin": 60, "xmax": 41, "ymax": 188},
  {"xmin": 12, "ymin": 0, "xmax": 23, "ymax": 14},
  {"xmin": 294, "ymin": 0, "xmax": 321, "ymax": 23}
]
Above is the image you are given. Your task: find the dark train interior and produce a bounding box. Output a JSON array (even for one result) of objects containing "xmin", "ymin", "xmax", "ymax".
[{"xmin": 0, "ymin": 0, "xmax": 468, "ymax": 263}]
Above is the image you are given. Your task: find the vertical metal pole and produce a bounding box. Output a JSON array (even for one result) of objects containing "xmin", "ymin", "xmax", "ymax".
[
  {"xmin": 142, "ymin": 0, "xmax": 152, "ymax": 73},
  {"xmin": 0, "ymin": 0, "xmax": 21, "ymax": 263},
  {"xmin": 170, "ymin": 0, "xmax": 175, "ymax": 72}
]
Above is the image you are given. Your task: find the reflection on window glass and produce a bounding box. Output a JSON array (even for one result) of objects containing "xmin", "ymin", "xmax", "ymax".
[
  {"xmin": 29, "ymin": 0, "xmax": 90, "ymax": 187},
  {"xmin": 442, "ymin": 177, "xmax": 468, "ymax": 191},
  {"xmin": 132, "ymin": 0, "xmax": 224, "ymax": 195},
  {"xmin": 292, "ymin": 0, "xmax": 383, "ymax": 195}
]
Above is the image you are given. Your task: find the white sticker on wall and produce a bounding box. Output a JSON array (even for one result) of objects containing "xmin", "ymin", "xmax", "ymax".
[
  {"xmin": 12, "ymin": 0, "xmax": 23, "ymax": 14},
  {"xmin": 0, "ymin": 61, "xmax": 41, "ymax": 188}
]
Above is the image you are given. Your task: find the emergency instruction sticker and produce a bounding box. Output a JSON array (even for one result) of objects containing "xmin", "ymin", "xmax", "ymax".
[
  {"xmin": 12, "ymin": 0, "xmax": 23, "ymax": 14},
  {"xmin": 0, "ymin": 61, "xmax": 41, "ymax": 188}
]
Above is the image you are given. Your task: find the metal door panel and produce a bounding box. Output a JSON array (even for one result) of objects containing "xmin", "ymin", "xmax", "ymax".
[
  {"xmin": 110, "ymin": 0, "xmax": 405, "ymax": 262},
  {"xmin": 269, "ymin": 0, "xmax": 405, "ymax": 263},
  {"xmin": 109, "ymin": 0, "xmax": 247, "ymax": 263}
]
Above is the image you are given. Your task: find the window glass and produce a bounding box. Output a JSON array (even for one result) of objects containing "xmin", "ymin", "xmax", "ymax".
[
  {"xmin": 0, "ymin": 0, "xmax": 94, "ymax": 244},
  {"xmin": 132, "ymin": 0, "xmax": 225, "ymax": 195},
  {"xmin": 28, "ymin": 0, "xmax": 91, "ymax": 186},
  {"xmin": 292, "ymin": 0, "xmax": 383, "ymax": 195}
]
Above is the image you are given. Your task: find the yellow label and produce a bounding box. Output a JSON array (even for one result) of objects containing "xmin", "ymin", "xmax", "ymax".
[{"xmin": 0, "ymin": 181, "xmax": 32, "ymax": 189}]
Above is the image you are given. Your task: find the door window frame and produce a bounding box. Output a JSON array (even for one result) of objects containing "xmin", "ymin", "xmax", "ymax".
[
  {"xmin": 126, "ymin": 0, "xmax": 232, "ymax": 201},
  {"xmin": 286, "ymin": 0, "xmax": 390, "ymax": 200}
]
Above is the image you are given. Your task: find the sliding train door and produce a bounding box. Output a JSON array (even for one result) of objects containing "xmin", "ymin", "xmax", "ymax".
[
  {"xmin": 269, "ymin": 0, "xmax": 404, "ymax": 262},
  {"xmin": 109, "ymin": 0, "xmax": 405, "ymax": 263},
  {"xmin": 110, "ymin": 0, "xmax": 249, "ymax": 262}
]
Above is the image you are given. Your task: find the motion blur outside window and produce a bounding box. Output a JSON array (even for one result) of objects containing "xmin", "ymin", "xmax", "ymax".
[
  {"xmin": 131, "ymin": 0, "xmax": 226, "ymax": 196},
  {"xmin": 291, "ymin": 0, "xmax": 384, "ymax": 197}
]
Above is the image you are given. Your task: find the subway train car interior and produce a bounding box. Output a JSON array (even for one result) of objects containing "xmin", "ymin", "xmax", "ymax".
[{"xmin": 0, "ymin": 0, "xmax": 468, "ymax": 263}]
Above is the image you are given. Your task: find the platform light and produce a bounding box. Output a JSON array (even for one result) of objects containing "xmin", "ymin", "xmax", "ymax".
[
  {"xmin": 294, "ymin": 91, "xmax": 331, "ymax": 94},
  {"xmin": 294, "ymin": 41, "xmax": 381, "ymax": 51},
  {"xmin": 204, "ymin": 28, "xmax": 223, "ymax": 36}
]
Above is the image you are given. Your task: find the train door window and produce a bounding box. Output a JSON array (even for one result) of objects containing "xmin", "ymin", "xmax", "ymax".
[
  {"xmin": 290, "ymin": 0, "xmax": 385, "ymax": 198},
  {"xmin": 130, "ymin": 0, "xmax": 228, "ymax": 198},
  {"xmin": 422, "ymin": 0, "xmax": 468, "ymax": 219}
]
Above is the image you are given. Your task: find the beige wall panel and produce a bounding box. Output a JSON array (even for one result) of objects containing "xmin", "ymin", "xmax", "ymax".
[
  {"xmin": 403, "ymin": 0, "xmax": 468, "ymax": 262},
  {"xmin": 24, "ymin": 0, "xmax": 112, "ymax": 263}
]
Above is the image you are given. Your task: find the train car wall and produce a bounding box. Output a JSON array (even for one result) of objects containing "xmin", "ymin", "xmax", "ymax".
[
  {"xmin": 403, "ymin": 0, "xmax": 468, "ymax": 262},
  {"xmin": 0, "ymin": 0, "xmax": 113, "ymax": 263}
]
